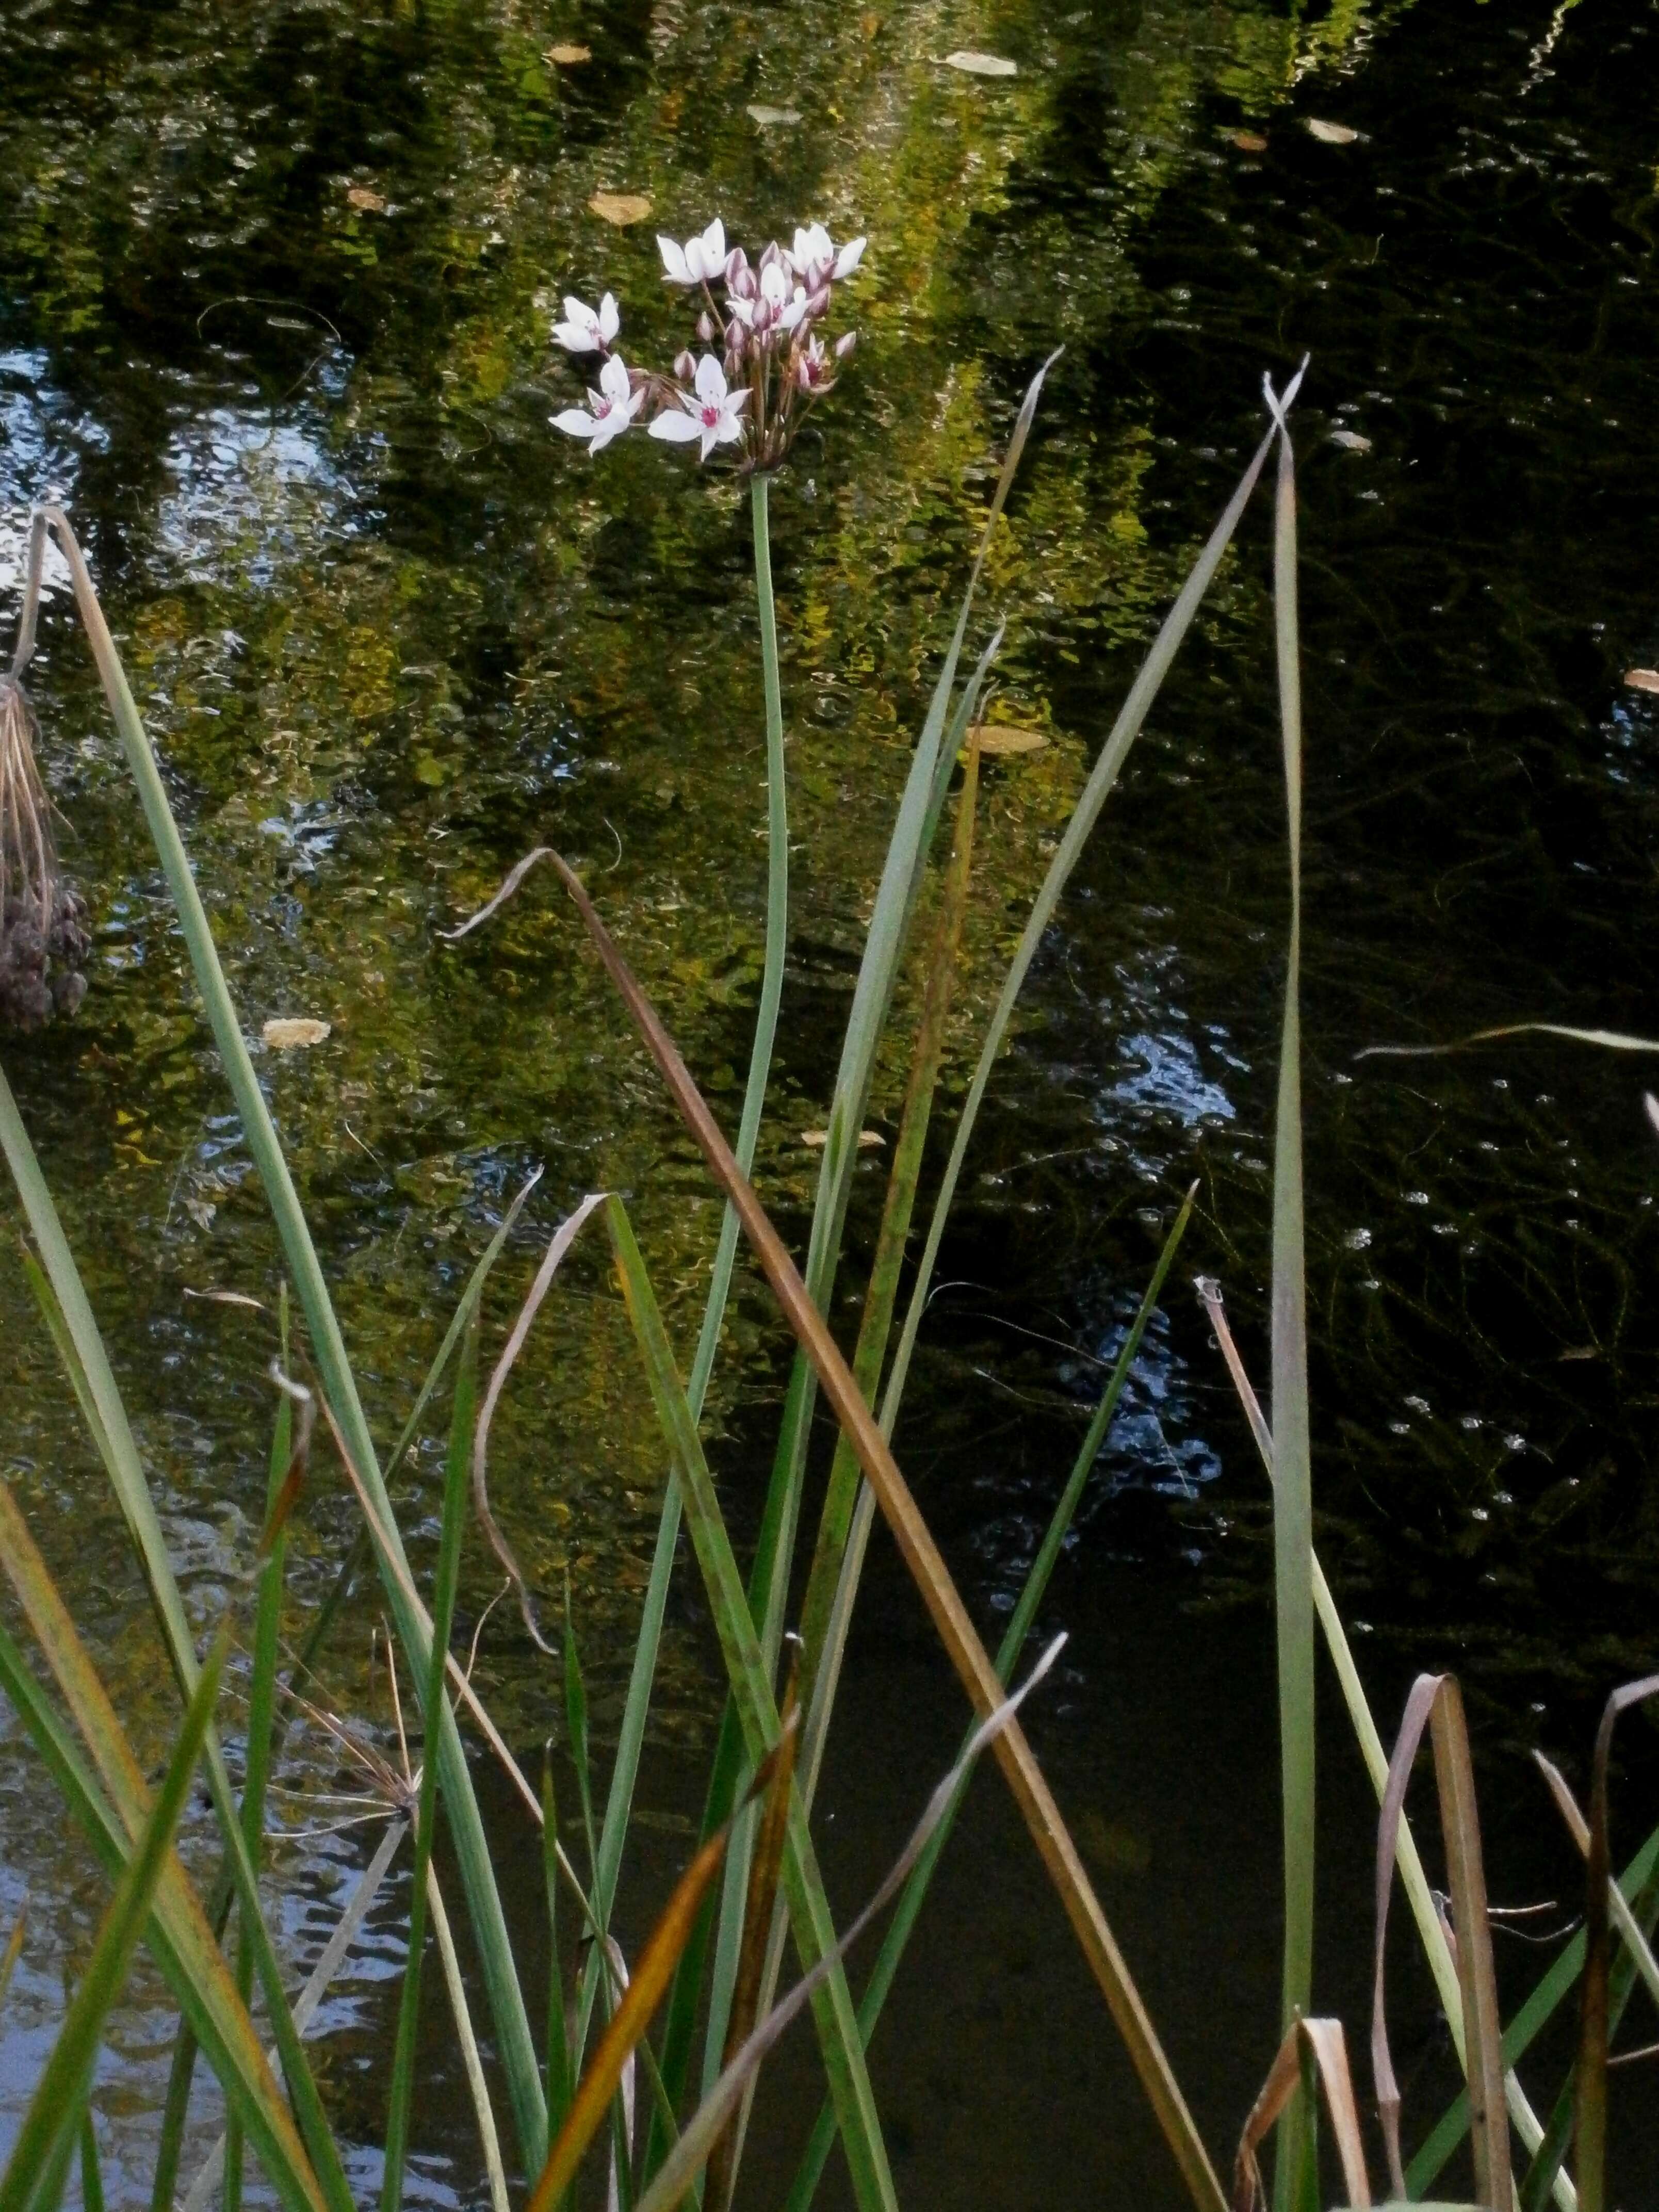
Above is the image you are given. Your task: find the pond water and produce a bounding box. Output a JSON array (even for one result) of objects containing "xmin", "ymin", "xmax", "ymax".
[{"xmin": 2, "ymin": 0, "xmax": 1658, "ymax": 2204}]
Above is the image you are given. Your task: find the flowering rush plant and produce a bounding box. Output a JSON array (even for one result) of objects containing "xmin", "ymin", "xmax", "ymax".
[{"xmin": 550, "ymin": 217, "xmax": 864, "ymax": 470}]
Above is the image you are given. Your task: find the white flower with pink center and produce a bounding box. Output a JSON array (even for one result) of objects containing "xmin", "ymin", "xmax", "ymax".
[
  {"xmin": 657, "ymin": 219, "xmax": 727, "ymax": 286},
  {"xmin": 551, "ymin": 352, "xmax": 644, "ymax": 452},
  {"xmin": 550, "ymin": 292, "xmax": 620, "ymax": 353},
  {"xmin": 649, "ymin": 354, "xmax": 750, "ymax": 461}
]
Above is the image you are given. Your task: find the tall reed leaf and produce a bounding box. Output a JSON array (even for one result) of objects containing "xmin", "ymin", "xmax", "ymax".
[
  {"xmin": 25, "ymin": 506, "xmax": 546, "ymax": 2172},
  {"xmin": 0, "ymin": 1628, "xmax": 227, "ymax": 2212},
  {"xmin": 1262, "ymin": 373, "xmax": 1316, "ymax": 2212},
  {"xmin": 0, "ymin": 1491, "xmax": 331, "ymax": 2212},
  {"xmin": 496, "ymin": 860, "xmax": 1225, "ymax": 2212}
]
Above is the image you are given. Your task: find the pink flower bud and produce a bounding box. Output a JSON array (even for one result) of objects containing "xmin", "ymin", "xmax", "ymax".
[
  {"xmin": 835, "ymin": 329, "xmax": 857, "ymax": 359},
  {"xmin": 724, "ymin": 246, "xmax": 751, "ymax": 288},
  {"xmin": 807, "ymin": 285, "xmax": 831, "ymax": 321},
  {"xmin": 729, "ymin": 262, "xmax": 757, "ymax": 302},
  {"xmin": 752, "ymin": 292, "xmax": 776, "ymax": 334},
  {"xmin": 673, "ymin": 349, "xmax": 696, "ymax": 383},
  {"xmin": 759, "ymin": 239, "xmax": 783, "ymax": 273},
  {"xmin": 696, "ymin": 310, "xmax": 716, "ymax": 343}
]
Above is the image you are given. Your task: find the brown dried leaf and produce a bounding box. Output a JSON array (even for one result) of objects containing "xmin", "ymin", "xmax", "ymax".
[
  {"xmin": 970, "ymin": 723, "xmax": 1047, "ymax": 756},
  {"xmin": 1625, "ymin": 667, "xmax": 1659, "ymax": 694},
  {"xmin": 262, "ymin": 1018, "xmax": 331, "ymax": 1050},
  {"xmin": 546, "ymin": 42, "xmax": 591, "ymax": 63},
  {"xmin": 589, "ymin": 191, "xmax": 652, "ymax": 226},
  {"xmin": 1230, "ymin": 131, "xmax": 1268, "ymax": 153},
  {"xmin": 801, "ymin": 1129, "xmax": 884, "ymax": 1149},
  {"xmin": 346, "ymin": 186, "xmax": 387, "ymax": 213}
]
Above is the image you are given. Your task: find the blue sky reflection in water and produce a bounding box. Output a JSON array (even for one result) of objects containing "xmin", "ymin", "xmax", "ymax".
[{"xmin": 1, "ymin": 0, "xmax": 1659, "ymax": 2202}]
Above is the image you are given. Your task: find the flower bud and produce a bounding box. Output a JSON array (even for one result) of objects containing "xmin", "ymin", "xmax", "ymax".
[
  {"xmin": 835, "ymin": 329, "xmax": 857, "ymax": 359},
  {"xmin": 752, "ymin": 292, "xmax": 776, "ymax": 334},
  {"xmin": 759, "ymin": 239, "xmax": 783, "ymax": 273},
  {"xmin": 807, "ymin": 285, "xmax": 831, "ymax": 321},
  {"xmin": 696, "ymin": 310, "xmax": 717, "ymax": 344},
  {"xmin": 673, "ymin": 349, "xmax": 696, "ymax": 383},
  {"xmin": 724, "ymin": 246, "xmax": 751, "ymax": 288}
]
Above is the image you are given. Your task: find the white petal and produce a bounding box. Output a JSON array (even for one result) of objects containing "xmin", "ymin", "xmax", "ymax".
[
  {"xmin": 693, "ymin": 353, "xmax": 728, "ymax": 403},
  {"xmin": 759, "ymin": 263, "xmax": 787, "ymax": 306},
  {"xmin": 657, "ymin": 234, "xmax": 693, "ymax": 283},
  {"xmin": 713, "ymin": 411, "xmax": 744, "ymax": 446},
  {"xmin": 703, "ymin": 218, "xmax": 726, "ymax": 269},
  {"xmin": 599, "ymin": 353, "xmax": 633, "ymax": 402},
  {"xmin": 598, "ymin": 292, "xmax": 621, "ymax": 343},
  {"xmin": 833, "ymin": 236, "xmax": 866, "ymax": 279},
  {"xmin": 728, "ymin": 296, "xmax": 755, "ymax": 327},
  {"xmin": 779, "ymin": 291, "xmax": 807, "ymax": 331},
  {"xmin": 623, "ymin": 386, "xmax": 647, "ymax": 420},
  {"xmin": 725, "ymin": 386, "xmax": 751, "ymax": 414},
  {"xmin": 551, "ymin": 322, "xmax": 590, "ymax": 352},
  {"xmin": 552, "ymin": 408, "xmax": 597, "ymax": 438},
  {"xmin": 699, "ymin": 422, "xmax": 719, "ymax": 461},
  {"xmin": 649, "ymin": 411, "xmax": 704, "ymax": 443},
  {"xmin": 563, "ymin": 295, "xmax": 596, "ymax": 328},
  {"xmin": 589, "ymin": 409, "xmax": 631, "ymax": 450}
]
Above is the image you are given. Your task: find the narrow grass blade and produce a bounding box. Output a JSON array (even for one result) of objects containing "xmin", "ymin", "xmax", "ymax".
[
  {"xmin": 0, "ymin": 1627, "xmax": 226, "ymax": 2212},
  {"xmin": 1233, "ymin": 2019, "xmax": 1371, "ymax": 2212},
  {"xmin": 634, "ymin": 1639, "xmax": 1066, "ymax": 2212},
  {"xmin": 603, "ymin": 1195, "xmax": 899, "ymax": 2212},
  {"xmin": 526, "ymin": 1734, "xmax": 792, "ymax": 2212},
  {"xmin": 422, "ymin": 1864, "xmax": 510, "ymax": 2212},
  {"xmin": 1428, "ymin": 1680, "xmax": 1509, "ymax": 2209},
  {"xmin": 37, "ymin": 505, "xmax": 546, "ymax": 2173},
  {"xmin": 1373, "ymin": 1675, "xmax": 1508, "ymax": 2207},
  {"xmin": 574, "ymin": 918, "xmax": 1222, "ymax": 2212},
  {"xmin": 382, "ymin": 1327, "xmax": 479, "ymax": 2212},
  {"xmin": 1197, "ymin": 1280, "xmax": 1569, "ymax": 2210},
  {"xmin": 1519, "ymin": 1847, "xmax": 1659, "ymax": 2212},
  {"xmin": 79, "ymin": 2114, "xmax": 104, "ymax": 2212},
  {"xmin": 0, "ymin": 1486, "xmax": 331, "ymax": 2212},
  {"xmin": 227, "ymin": 1288, "xmax": 297, "ymax": 2212},
  {"xmin": 784, "ymin": 1185, "xmax": 1197, "ymax": 2212},
  {"xmin": 178, "ymin": 1819, "xmax": 409, "ymax": 2212},
  {"xmin": 881, "ymin": 383, "xmax": 1297, "ymax": 1458},
  {"xmin": 1356, "ymin": 1023, "xmax": 1659, "ymax": 1061},
  {"xmin": 706, "ymin": 1645, "xmax": 801, "ymax": 2212},
  {"xmin": 1261, "ymin": 374, "xmax": 1316, "ymax": 2212},
  {"xmin": 1571, "ymin": 1674, "xmax": 1659, "ymax": 2212},
  {"xmin": 1533, "ymin": 1755, "xmax": 1659, "ymax": 2034},
  {"xmin": 544, "ymin": 1757, "xmax": 574, "ymax": 2152},
  {"xmin": 564, "ymin": 1587, "xmax": 600, "ymax": 1888},
  {"xmin": 0, "ymin": 1067, "xmax": 355, "ymax": 2212},
  {"xmin": 796, "ymin": 741, "xmax": 982, "ymax": 1734}
]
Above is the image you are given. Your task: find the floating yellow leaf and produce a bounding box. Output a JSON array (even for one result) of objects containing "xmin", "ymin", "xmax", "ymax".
[
  {"xmin": 346, "ymin": 186, "xmax": 387, "ymax": 213},
  {"xmin": 589, "ymin": 191, "xmax": 652, "ymax": 226},
  {"xmin": 970, "ymin": 723, "xmax": 1047, "ymax": 756},
  {"xmin": 262, "ymin": 1018, "xmax": 331, "ymax": 1050},
  {"xmin": 1625, "ymin": 668, "xmax": 1659, "ymax": 694},
  {"xmin": 943, "ymin": 49, "xmax": 1017, "ymax": 75},
  {"xmin": 801, "ymin": 1129, "xmax": 884, "ymax": 1150},
  {"xmin": 1329, "ymin": 429, "xmax": 1372, "ymax": 453},
  {"xmin": 1229, "ymin": 130, "xmax": 1268, "ymax": 153},
  {"xmin": 1305, "ymin": 118, "xmax": 1358, "ymax": 144},
  {"xmin": 546, "ymin": 42, "xmax": 592, "ymax": 63}
]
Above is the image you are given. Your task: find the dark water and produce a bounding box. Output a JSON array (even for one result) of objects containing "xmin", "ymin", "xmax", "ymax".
[{"xmin": 2, "ymin": 0, "xmax": 1658, "ymax": 2202}]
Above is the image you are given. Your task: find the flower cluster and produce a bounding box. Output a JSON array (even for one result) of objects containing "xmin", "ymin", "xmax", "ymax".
[{"xmin": 550, "ymin": 217, "xmax": 864, "ymax": 473}]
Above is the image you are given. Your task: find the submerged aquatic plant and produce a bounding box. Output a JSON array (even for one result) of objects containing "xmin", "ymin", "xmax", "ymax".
[{"xmin": 550, "ymin": 213, "xmax": 863, "ymax": 473}]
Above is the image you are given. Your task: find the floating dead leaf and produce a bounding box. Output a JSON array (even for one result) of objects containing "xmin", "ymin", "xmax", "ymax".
[
  {"xmin": 262, "ymin": 1017, "xmax": 331, "ymax": 1050},
  {"xmin": 801, "ymin": 1129, "xmax": 884, "ymax": 1150},
  {"xmin": 1229, "ymin": 130, "xmax": 1268, "ymax": 153},
  {"xmin": 346, "ymin": 186, "xmax": 387, "ymax": 213},
  {"xmin": 944, "ymin": 48, "xmax": 1017, "ymax": 75},
  {"xmin": 970, "ymin": 723, "xmax": 1048, "ymax": 756},
  {"xmin": 589, "ymin": 190, "xmax": 652, "ymax": 226},
  {"xmin": 1305, "ymin": 118, "xmax": 1358, "ymax": 144},
  {"xmin": 1329, "ymin": 429, "xmax": 1372, "ymax": 453},
  {"xmin": 746, "ymin": 103, "xmax": 803, "ymax": 126},
  {"xmin": 1557, "ymin": 1345, "xmax": 1601, "ymax": 1362},
  {"xmin": 182, "ymin": 1287, "xmax": 269, "ymax": 1313},
  {"xmin": 1624, "ymin": 668, "xmax": 1659, "ymax": 694},
  {"xmin": 546, "ymin": 42, "xmax": 592, "ymax": 63}
]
